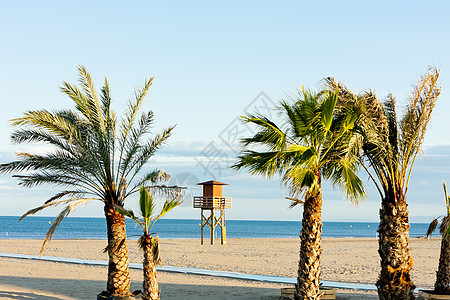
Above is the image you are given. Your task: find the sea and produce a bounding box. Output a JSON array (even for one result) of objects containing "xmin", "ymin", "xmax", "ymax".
[{"xmin": 0, "ymin": 216, "xmax": 437, "ymax": 240}]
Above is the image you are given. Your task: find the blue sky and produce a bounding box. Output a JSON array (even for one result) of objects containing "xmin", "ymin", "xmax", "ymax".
[{"xmin": 1, "ymin": 1, "xmax": 450, "ymax": 221}]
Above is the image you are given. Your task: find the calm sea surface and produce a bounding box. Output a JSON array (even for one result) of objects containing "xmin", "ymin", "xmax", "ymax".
[{"xmin": 0, "ymin": 216, "xmax": 436, "ymax": 240}]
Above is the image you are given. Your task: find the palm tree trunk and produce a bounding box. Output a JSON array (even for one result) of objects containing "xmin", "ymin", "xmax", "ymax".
[
  {"xmin": 294, "ymin": 187, "xmax": 323, "ymax": 300},
  {"xmin": 143, "ymin": 234, "xmax": 159, "ymax": 300},
  {"xmin": 376, "ymin": 193, "xmax": 415, "ymax": 300},
  {"xmin": 104, "ymin": 204, "xmax": 131, "ymax": 296},
  {"xmin": 435, "ymin": 232, "xmax": 450, "ymax": 294}
]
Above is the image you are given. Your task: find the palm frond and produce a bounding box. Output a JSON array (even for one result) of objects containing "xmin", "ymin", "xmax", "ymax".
[
  {"xmin": 426, "ymin": 218, "xmax": 439, "ymax": 237},
  {"xmin": 101, "ymin": 77, "xmax": 112, "ymax": 122},
  {"xmin": 145, "ymin": 185, "xmax": 185, "ymax": 203},
  {"xmin": 383, "ymin": 94, "xmax": 399, "ymax": 160},
  {"xmin": 8, "ymin": 106, "xmax": 110, "ymax": 187},
  {"xmin": 137, "ymin": 234, "xmax": 162, "ymax": 265},
  {"xmin": 60, "ymin": 81, "xmax": 89, "ymax": 119},
  {"xmin": 124, "ymin": 125, "xmax": 175, "ymax": 182},
  {"xmin": 100, "ymin": 77, "xmax": 116, "ymax": 178},
  {"xmin": 39, "ymin": 198, "xmax": 93, "ymax": 255},
  {"xmin": 148, "ymin": 170, "xmax": 171, "ymax": 185},
  {"xmin": 127, "ymin": 169, "xmax": 169, "ymax": 196},
  {"xmin": 44, "ymin": 190, "xmax": 86, "ymax": 204},
  {"xmin": 232, "ymin": 150, "xmax": 292, "ymax": 178},
  {"xmin": 240, "ymin": 114, "xmax": 287, "ymax": 150},
  {"xmin": 328, "ymin": 158, "xmax": 366, "ymax": 204},
  {"xmin": 72, "ymin": 66, "xmax": 109, "ymax": 142},
  {"xmin": 118, "ymin": 111, "xmax": 154, "ymax": 179},
  {"xmin": 439, "ymin": 216, "xmax": 450, "ymax": 237},
  {"xmin": 10, "ymin": 109, "xmax": 79, "ymax": 143},
  {"xmin": 151, "ymin": 234, "xmax": 162, "ymax": 265},
  {"xmin": 286, "ymin": 197, "xmax": 305, "ymax": 209},
  {"xmin": 10, "ymin": 129, "xmax": 75, "ymax": 154},
  {"xmin": 114, "ymin": 204, "xmax": 139, "ymax": 224},
  {"xmin": 13, "ymin": 151, "xmax": 104, "ymax": 191},
  {"xmin": 103, "ymin": 235, "xmax": 127, "ymax": 255},
  {"xmin": 151, "ymin": 197, "xmax": 182, "ymax": 228},
  {"xmin": 320, "ymin": 91, "xmax": 337, "ymax": 131},
  {"xmin": 13, "ymin": 172, "xmax": 102, "ymax": 198},
  {"xmin": 281, "ymin": 97, "xmax": 321, "ymax": 140},
  {"xmin": 116, "ymin": 77, "xmax": 154, "ymax": 183},
  {"xmin": 282, "ymin": 167, "xmax": 318, "ymax": 197},
  {"xmin": 19, "ymin": 197, "xmax": 98, "ymax": 221},
  {"xmin": 139, "ymin": 186, "xmax": 155, "ymax": 221},
  {"xmin": 444, "ymin": 181, "xmax": 450, "ymax": 215},
  {"xmin": 401, "ymin": 67, "xmax": 440, "ymax": 193}
]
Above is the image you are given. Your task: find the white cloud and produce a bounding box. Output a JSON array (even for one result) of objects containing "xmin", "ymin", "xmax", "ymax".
[
  {"xmin": 418, "ymin": 180, "xmax": 430, "ymax": 186},
  {"xmin": 1, "ymin": 143, "xmax": 450, "ymax": 222}
]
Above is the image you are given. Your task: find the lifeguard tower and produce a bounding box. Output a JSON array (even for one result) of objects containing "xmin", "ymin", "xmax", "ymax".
[{"xmin": 193, "ymin": 180, "xmax": 231, "ymax": 245}]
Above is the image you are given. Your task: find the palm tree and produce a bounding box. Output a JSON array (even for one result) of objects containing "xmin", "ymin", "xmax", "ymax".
[
  {"xmin": 325, "ymin": 67, "xmax": 441, "ymax": 299},
  {"xmin": 426, "ymin": 181, "xmax": 450, "ymax": 294},
  {"xmin": 117, "ymin": 186, "xmax": 181, "ymax": 300},
  {"xmin": 233, "ymin": 88, "xmax": 366, "ymax": 299},
  {"xmin": 0, "ymin": 66, "xmax": 181, "ymax": 297}
]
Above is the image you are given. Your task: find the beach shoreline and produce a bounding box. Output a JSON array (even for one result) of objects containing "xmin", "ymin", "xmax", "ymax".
[{"xmin": 0, "ymin": 238, "xmax": 440, "ymax": 299}]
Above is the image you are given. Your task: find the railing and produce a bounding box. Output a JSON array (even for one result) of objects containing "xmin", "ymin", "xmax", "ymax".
[{"xmin": 193, "ymin": 196, "xmax": 232, "ymax": 209}]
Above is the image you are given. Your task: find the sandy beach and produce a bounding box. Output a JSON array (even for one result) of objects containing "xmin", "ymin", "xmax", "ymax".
[{"xmin": 0, "ymin": 237, "xmax": 440, "ymax": 299}]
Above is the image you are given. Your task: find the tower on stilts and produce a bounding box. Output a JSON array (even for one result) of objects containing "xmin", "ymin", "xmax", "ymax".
[{"xmin": 193, "ymin": 180, "xmax": 231, "ymax": 245}]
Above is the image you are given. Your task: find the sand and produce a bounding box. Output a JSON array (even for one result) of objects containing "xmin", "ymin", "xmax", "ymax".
[{"xmin": 0, "ymin": 237, "xmax": 441, "ymax": 299}]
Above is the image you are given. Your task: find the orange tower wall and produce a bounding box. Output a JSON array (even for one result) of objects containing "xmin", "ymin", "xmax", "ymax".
[{"xmin": 203, "ymin": 185, "xmax": 223, "ymax": 197}]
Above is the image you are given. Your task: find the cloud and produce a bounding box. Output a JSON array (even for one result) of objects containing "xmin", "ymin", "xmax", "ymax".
[
  {"xmin": 418, "ymin": 180, "xmax": 430, "ymax": 186},
  {"xmin": 158, "ymin": 141, "xmax": 216, "ymax": 157},
  {"xmin": 1, "ymin": 142, "xmax": 450, "ymax": 222},
  {"xmin": 0, "ymin": 144, "xmax": 56, "ymax": 163}
]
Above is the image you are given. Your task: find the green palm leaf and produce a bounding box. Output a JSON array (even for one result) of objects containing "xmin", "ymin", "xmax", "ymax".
[
  {"xmin": 320, "ymin": 91, "xmax": 337, "ymax": 131},
  {"xmin": 139, "ymin": 186, "xmax": 155, "ymax": 219}
]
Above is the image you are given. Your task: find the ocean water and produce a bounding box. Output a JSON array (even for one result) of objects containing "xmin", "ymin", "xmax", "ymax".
[{"xmin": 0, "ymin": 216, "xmax": 436, "ymax": 240}]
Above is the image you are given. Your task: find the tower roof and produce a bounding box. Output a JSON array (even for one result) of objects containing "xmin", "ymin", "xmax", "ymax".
[{"xmin": 197, "ymin": 180, "xmax": 228, "ymax": 186}]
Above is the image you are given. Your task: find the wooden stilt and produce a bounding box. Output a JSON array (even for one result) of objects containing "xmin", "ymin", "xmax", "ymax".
[
  {"xmin": 200, "ymin": 209, "xmax": 204, "ymax": 245},
  {"xmin": 220, "ymin": 209, "xmax": 226, "ymax": 245},
  {"xmin": 210, "ymin": 209, "xmax": 215, "ymax": 245},
  {"xmin": 196, "ymin": 204, "xmax": 230, "ymax": 245}
]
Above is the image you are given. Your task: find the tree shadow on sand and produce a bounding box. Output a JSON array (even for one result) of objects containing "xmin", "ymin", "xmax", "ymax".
[
  {"xmin": 159, "ymin": 282, "xmax": 282, "ymax": 300},
  {"xmin": 0, "ymin": 290, "xmax": 66, "ymax": 300},
  {"xmin": 0, "ymin": 275, "xmax": 116, "ymax": 299},
  {"xmin": 0, "ymin": 275, "xmax": 285, "ymax": 300}
]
